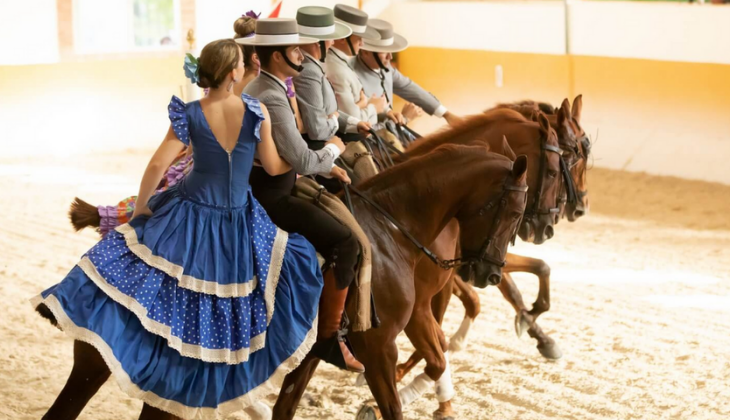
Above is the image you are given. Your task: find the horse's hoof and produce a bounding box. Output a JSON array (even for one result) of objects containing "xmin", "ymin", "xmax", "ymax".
[
  {"xmin": 356, "ymin": 403, "xmax": 382, "ymax": 420},
  {"xmin": 514, "ymin": 313, "xmax": 530, "ymax": 339},
  {"xmin": 537, "ymin": 341, "xmax": 563, "ymax": 360},
  {"xmin": 354, "ymin": 372, "xmax": 367, "ymax": 387},
  {"xmin": 433, "ymin": 413, "xmax": 455, "ymax": 420}
]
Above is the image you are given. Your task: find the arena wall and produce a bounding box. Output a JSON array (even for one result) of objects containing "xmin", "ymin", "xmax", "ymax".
[{"xmin": 382, "ymin": 1, "xmax": 730, "ymax": 184}]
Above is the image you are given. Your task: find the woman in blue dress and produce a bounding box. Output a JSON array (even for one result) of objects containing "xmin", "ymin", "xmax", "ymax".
[{"xmin": 31, "ymin": 39, "xmax": 324, "ymax": 420}]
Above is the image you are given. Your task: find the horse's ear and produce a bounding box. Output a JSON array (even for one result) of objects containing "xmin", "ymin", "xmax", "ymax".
[
  {"xmin": 537, "ymin": 112, "xmax": 551, "ymax": 134},
  {"xmin": 572, "ymin": 94, "xmax": 583, "ymax": 124},
  {"xmin": 560, "ymin": 98, "xmax": 572, "ymax": 121},
  {"xmin": 501, "ymin": 135, "xmax": 517, "ymax": 160},
  {"xmin": 512, "ymin": 155, "xmax": 528, "ymax": 182},
  {"xmin": 557, "ymin": 102, "xmax": 568, "ymax": 128}
]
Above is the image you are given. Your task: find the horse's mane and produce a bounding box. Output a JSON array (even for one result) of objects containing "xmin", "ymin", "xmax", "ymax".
[
  {"xmin": 396, "ymin": 108, "xmax": 528, "ymax": 164},
  {"xmin": 496, "ymin": 100, "xmax": 556, "ymax": 116},
  {"xmin": 360, "ymin": 143, "xmax": 512, "ymax": 197}
]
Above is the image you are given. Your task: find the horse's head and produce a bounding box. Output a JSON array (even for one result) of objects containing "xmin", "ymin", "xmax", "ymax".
[
  {"xmin": 456, "ymin": 155, "xmax": 529, "ymax": 288},
  {"xmin": 517, "ymin": 112, "xmax": 562, "ymax": 245},
  {"xmin": 554, "ymin": 95, "xmax": 590, "ymax": 222}
]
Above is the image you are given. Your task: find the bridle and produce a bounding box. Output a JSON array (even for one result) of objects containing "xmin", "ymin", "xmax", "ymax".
[{"xmin": 341, "ymin": 172, "xmax": 528, "ymax": 271}]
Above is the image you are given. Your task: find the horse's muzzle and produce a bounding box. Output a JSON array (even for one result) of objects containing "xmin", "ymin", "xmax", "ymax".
[
  {"xmin": 458, "ymin": 263, "xmax": 503, "ymax": 288},
  {"xmin": 567, "ymin": 192, "xmax": 589, "ymax": 222},
  {"xmin": 519, "ymin": 215, "xmax": 555, "ymax": 244},
  {"xmin": 517, "ymin": 219, "xmax": 535, "ymax": 243}
]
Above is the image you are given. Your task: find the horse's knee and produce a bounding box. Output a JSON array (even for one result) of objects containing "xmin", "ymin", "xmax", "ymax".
[
  {"xmin": 423, "ymin": 354, "xmax": 447, "ymax": 381},
  {"xmin": 533, "ymin": 299, "xmax": 550, "ymax": 314},
  {"xmin": 463, "ymin": 286, "xmax": 481, "ymax": 318},
  {"xmin": 535, "ymin": 261, "xmax": 551, "ymax": 279}
]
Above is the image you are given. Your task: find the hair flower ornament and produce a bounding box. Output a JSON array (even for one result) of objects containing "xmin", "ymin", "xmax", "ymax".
[{"xmin": 183, "ymin": 53, "xmax": 200, "ymax": 84}]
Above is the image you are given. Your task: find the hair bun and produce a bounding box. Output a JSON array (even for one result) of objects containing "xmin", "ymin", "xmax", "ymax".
[{"xmin": 234, "ymin": 16, "xmax": 256, "ymax": 39}]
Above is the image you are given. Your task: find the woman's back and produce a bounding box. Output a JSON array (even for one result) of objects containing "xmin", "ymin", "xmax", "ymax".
[{"xmin": 172, "ymin": 93, "xmax": 263, "ymax": 208}]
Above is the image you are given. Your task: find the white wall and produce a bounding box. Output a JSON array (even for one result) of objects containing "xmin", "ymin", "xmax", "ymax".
[
  {"xmin": 0, "ymin": 0, "xmax": 59, "ymax": 65},
  {"xmin": 195, "ymin": 0, "xmax": 360, "ymax": 48},
  {"xmin": 195, "ymin": 0, "xmax": 269, "ymax": 48},
  {"xmin": 379, "ymin": 1, "xmax": 567, "ymax": 55},
  {"xmin": 381, "ymin": 1, "xmax": 730, "ymax": 184},
  {"xmin": 381, "ymin": 1, "xmax": 730, "ymax": 64},
  {"xmin": 568, "ymin": 1, "xmax": 730, "ymax": 64}
]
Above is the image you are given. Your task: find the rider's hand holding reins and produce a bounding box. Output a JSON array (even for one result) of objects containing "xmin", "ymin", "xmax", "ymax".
[
  {"xmin": 356, "ymin": 121, "xmax": 372, "ymax": 135},
  {"xmin": 387, "ymin": 110, "xmax": 407, "ymax": 125},
  {"xmin": 329, "ymin": 166, "xmax": 351, "ymax": 184}
]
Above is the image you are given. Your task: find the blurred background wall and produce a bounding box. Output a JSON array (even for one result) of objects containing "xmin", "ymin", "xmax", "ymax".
[{"xmin": 1, "ymin": 0, "xmax": 729, "ymax": 183}]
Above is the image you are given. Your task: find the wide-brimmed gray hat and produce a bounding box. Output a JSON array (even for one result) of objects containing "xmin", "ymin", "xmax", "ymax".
[
  {"xmin": 333, "ymin": 4, "xmax": 379, "ymax": 40},
  {"xmin": 236, "ymin": 18, "xmax": 318, "ymax": 46},
  {"xmin": 296, "ymin": 6, "xmax": 352, "ymax": 41},
  {"xmin": 360, "ymin": 19, "xmax": 408, "ymax": 53}
]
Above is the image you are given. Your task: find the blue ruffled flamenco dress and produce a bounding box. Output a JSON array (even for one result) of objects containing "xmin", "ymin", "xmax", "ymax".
[{"xmin": 31, "ymin": 94, "xmax": 324, "ymax": 419}]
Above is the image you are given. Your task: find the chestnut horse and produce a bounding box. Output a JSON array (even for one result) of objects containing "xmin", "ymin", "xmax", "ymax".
[
  {"xmin": 63, "ymin": 107, "xmax": 569, "ymax": 420},
  {"xmin": 271, "ymin": 145, "xmax": 529, "ymax": 420},
  {"xmin": 456, "ymin": 95, "xmax": 592, "ymax": 356},
  {"xmin": 369, "ymin": 109, "xmax": 562, "ymax": 419},
  {"xmin": 392, "ymin": 96, "xmax": 592, "ymax": 419},
  {"xmin": 41, "ymin": 145, "xmax": 528, "ymax": 420}
]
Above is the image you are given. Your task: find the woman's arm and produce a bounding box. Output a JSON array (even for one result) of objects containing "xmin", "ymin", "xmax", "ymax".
[
  {"xmin": 131, "ymin": 126, "xmax": 186, "ymax": 219},
  {"xmin": 256, "ymin": 103, "xmax": 293, "ymax": 176}
]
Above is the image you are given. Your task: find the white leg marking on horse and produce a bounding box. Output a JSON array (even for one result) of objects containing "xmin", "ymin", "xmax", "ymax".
[
  {"xmin": 244, "ymin": 401, "xmax": 272, "ymax": 420},
  {"xmin": 434, "ymin": 352, "xmax": 456, "ymax": 402},
  {"xmin": 448, "ymin": 316, "xmax": 474, "ymax": 353},
  {"xmin": 285, "ymin": 384, "xmax": 295, "ymax": 394},
  {"xmin": 398, "ymin": 372, "xmax": 434, "ymax": 406}
]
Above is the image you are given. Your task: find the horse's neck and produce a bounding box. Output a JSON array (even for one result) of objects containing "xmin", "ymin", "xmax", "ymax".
[
  {"xmin": 355, "ymin": 157, "xmax": 478, "ymax": 258},
  {"xmin": 402, "ymin": 122, "xmax": 514, "ymax": 163}
]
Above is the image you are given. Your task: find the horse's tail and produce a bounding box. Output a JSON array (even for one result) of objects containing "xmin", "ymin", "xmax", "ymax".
[{"xmin": 69, "ymin": 197, "xmax": 101, "ymax": 231}]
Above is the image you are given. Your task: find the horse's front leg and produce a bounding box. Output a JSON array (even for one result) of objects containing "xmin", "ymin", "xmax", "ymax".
[
  {"xmin": 449, "ymin": 274, "xmax": 480, "ymax": 353},
  {"xmin": 401, "ymin": 302, "xmax": 456, "ymax": 420},
  {"xmin": 395, "ymin": 265, "xmax": 455, "ymax": 383},
  {"xmin": 354, "ymin": 335, "xmax": 403, "ymax": 420},
  {"xmin": 271, "ymin": 354, "xmax": 321, "ymax": 420},
  {"xmin": 504, "ymin": 253, "xmax": 551, "ymax": 319},
  {"xmin": 498, "ymin": 271, "xmax": 562, "ymax": 360},
  {"xmin": 42, "ymin": 340, "xmax": 110, "ymax": 420}
]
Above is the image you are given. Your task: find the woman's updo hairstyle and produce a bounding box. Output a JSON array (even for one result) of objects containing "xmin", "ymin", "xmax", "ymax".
[
  {"xmin": 196, "ymin": 39, "xmax": 241, "ymax": 89},
  {"xmin": 233, "ymin": 16, "xmax": 257, "ymax": 69}
]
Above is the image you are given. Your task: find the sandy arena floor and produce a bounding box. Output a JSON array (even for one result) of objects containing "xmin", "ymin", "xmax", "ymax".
[{"xmin": 1, "ymin": 151, "xmax": 729, "ymax": 420}]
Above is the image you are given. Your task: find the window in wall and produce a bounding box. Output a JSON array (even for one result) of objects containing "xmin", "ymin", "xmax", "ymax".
[{"xmin": 74, "ymin": 0, "xmax": 180, "ymax": 54}]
